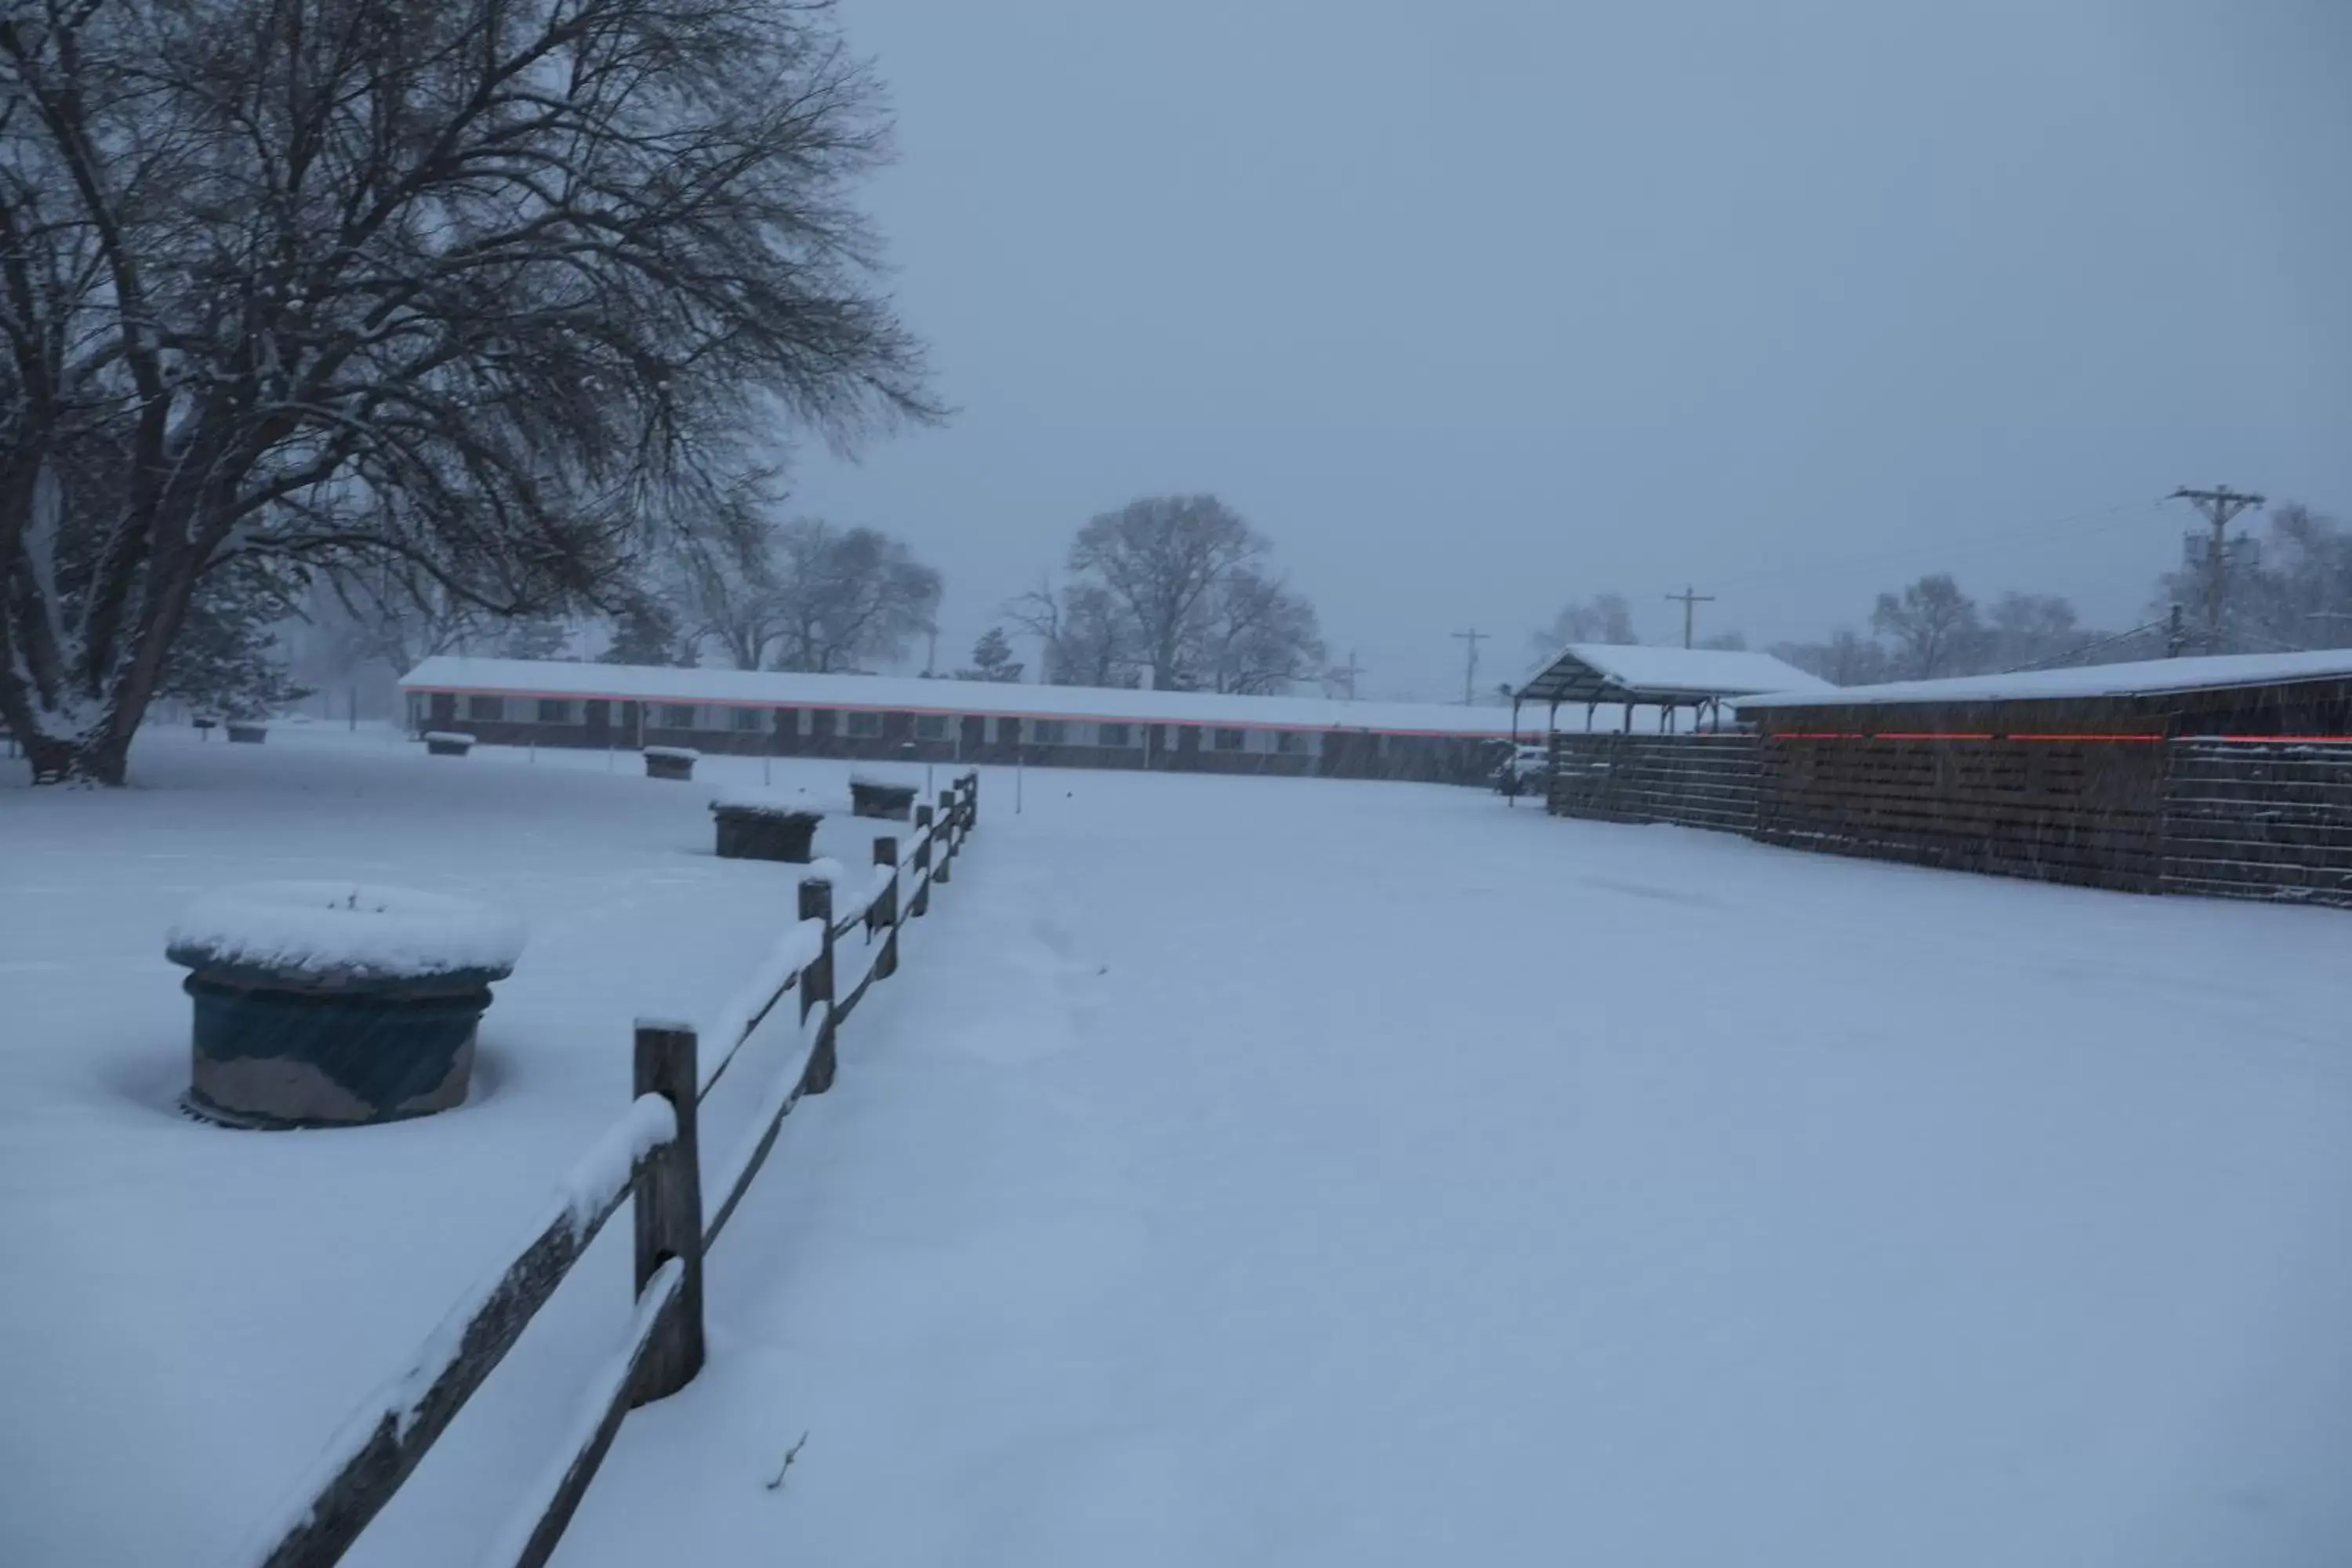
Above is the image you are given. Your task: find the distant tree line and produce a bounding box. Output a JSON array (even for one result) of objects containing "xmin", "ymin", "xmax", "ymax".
[
  {"xmin": 267, "ymin": 489, "xmax": 1336, "ymax": 713},
  {"xmin": 1530, "ymin": 499, "xmax": 2352, "ymax": 688}
]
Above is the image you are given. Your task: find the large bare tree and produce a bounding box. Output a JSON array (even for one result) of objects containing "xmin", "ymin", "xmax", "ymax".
[
  {"xmin": 0, "ymin": 0, "xmax": 933, "ymax": 782},
  {"xmin": 684, "ymin": 515, "xmax": 938, "ymax": 673},
  {"xmin": 1196, "ymin": 567, "xmax": 1323, "ymax": 695},
  {"xmin": 1034, "ymin": 493, "xmax": 1323, "ymax": 692},
  {"xmin": 1068, "ymin": 495, "xmax": 1263, "ymax": 689}
]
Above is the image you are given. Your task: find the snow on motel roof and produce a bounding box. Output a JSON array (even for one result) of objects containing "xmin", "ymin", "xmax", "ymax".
[
  {"xmin": 1736, "ymin": 648, "xmax": 2352, "ymax": 713},
  {"xmin": 399, "ymin": 656, "xmax": 1547, "ymax": 738}
]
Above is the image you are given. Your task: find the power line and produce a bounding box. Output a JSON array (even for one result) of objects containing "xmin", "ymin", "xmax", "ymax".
[
  {"xmin": 1450, "ymin": 628, "xmax": 1486, "ymax": 705},
  {"xmin": 1664, "ymin": 585, "xmax": 1715, "ymax": 649}
]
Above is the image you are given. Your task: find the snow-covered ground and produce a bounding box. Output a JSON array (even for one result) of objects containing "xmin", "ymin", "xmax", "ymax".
[
  {"xmin": 0, "ymin": 723, "xmax": 957, "ymax": 1566},
  {"xmin": 6, "ymin": 728, "xmax": 2352, "ymax": 1566}
]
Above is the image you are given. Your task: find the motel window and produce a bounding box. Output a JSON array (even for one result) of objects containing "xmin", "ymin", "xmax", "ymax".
[
  {"xmin": 659, "ymin": 703, "xmax": 698, "ymax": 729},
  {"xmin": 466, "ymin": 695, "xmax": 505, "ymax": 722},
  {"xmin": 535, "ymin": 699, "xmax": 573, "ymax": 724},
  {"xmin": 1274, "ymin": 730, "xmax": 1304, "ymax": 754},
  {"xmin": 1213, "ymin": 727, "xmax": 1246, "ymax": 752},
  {"xmin": 991, "ymin": 716, "xmax": 1018, "ymax": 744},
  {"xmin": 913, "ymin": 714, "xmax": 950, "ymax": 741},
  {"xmin": 1032, "ymin": 720, "xmax": 1069, "ymax": 745},
  {"xmin": 731, "ymin": 706, "xmax": 763, "ymax": 732},
  {"xmin": 844, "ymin": 710, "xmax": 884, "ymax": 739},
  {"xmin": 1097, "ymin": 723, "xmax": 1131, "ymax": 748}
]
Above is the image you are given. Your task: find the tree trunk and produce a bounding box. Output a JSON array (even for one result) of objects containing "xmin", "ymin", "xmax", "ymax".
[{"xmin": 19, "ymin": 727, "xmax": 133, "ymax": 786}]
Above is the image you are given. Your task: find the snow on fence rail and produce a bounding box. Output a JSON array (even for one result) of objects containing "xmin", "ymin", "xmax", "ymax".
[{"xmin": 236, "ymin": 772, "xmax": 982, "ymax": 1568}]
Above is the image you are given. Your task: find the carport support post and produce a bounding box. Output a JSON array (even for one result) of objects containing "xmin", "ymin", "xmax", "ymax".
[{"xmin": 1508, "ymin": 698, "xmax": 1523, "ymax": 808}]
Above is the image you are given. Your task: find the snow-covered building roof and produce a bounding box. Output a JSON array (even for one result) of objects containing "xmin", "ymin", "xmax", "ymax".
[
  {"xmin": 1736, "ymin": 649, "xmax": 2352, "ymax": 713},
  {"xmin": 1515, "ymin": 644, "xmax": 1828, "ymax": 708},
  {"xmin": 399, "ymin": 656, "xmax": 1534, "ymax": 739}
]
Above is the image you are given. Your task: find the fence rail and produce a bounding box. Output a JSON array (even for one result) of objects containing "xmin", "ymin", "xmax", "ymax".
[{"xmin": 239, "ymin": 772, "xmax": 982, "ymax": 1568}]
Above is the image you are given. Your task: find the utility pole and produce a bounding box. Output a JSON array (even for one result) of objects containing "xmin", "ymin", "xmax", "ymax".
[
  {"xmin": 1450, "ymin": 629, "xmax": 1486, "ymax": 706},
  {"xmin": 2169, "ymin": 485, "xmax": 2264, "ymax": 652},
  {"xmin": 1336, "ymin": 649, "xmax": 1363, "ymax": 701},
  {"xmin": 1665, "ymin": 585, "xmax": 1716, "ymax": 649}
]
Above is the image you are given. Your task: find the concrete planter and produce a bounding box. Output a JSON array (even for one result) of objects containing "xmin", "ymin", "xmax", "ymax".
[
  {"xmin": 644, "ymin": 746, "xmax": 699, "ymax": 782},
  {"xmin": 424, "ymin": 731, "xmax": 476, "ymax": 757},
  {"xmin": 227, "ymin": 723, "xmax": 267, "ymax": 745},
  {"xmin": 165, "ymin": 884, "xmax": 524, "ymax": 1129},
  {"xmin": 711, "ymin": 800, "xmax": 823, "ymax": 863},
  {"xmin": 849, "ymin": 778, "xmax": 919, "ymax": 821}
]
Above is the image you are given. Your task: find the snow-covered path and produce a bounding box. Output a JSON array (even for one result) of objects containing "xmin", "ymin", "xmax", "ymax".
[{"xmin": 565, "ymin": 771, "xmax": 2352, "ymax": 1568}]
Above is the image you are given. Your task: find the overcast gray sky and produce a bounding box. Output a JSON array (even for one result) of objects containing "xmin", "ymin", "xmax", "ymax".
[{"xmin": 788, "ymin": 0, "xmax": 2352, "ymax": 701}]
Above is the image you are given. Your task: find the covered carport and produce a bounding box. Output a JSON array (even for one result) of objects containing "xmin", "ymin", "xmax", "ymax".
[{"xmin": 1512, "ymin": 644, "xmax": 1826, "ymax": 746}]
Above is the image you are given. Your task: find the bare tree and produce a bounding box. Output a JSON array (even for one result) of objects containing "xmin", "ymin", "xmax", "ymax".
[
  {"xmin": 0, "ymin": 0, "xmax": 934, "ymax": 782},
  {"xmin": 1067, "ymin": 495, "xmax": 1265, "ymax": 689},
  {"xmin": 1195, "ymin": 568, "xmax": 1324, "ymax": 695},
  {"xmin": 684, "ymin": 517, "xmax": 936, "ymax": 672},
  {"xmin": 1871, "ymin": 574, "xmax": 1984, "ymax": 679},
  {"xmin": 1005, "ymin": 576, "xmax": 1136, "ymax": 688},
  {"xmin": 1770, "ymin": 629, "xmax": 1893, "ymax": 687},
  {"xmin": 1533, "ymin": 593, "xmax": 1638, "ymax": 655},
  {"xmin": 767, "ymin": 518, "xmax": 940, "ymax": 673}
]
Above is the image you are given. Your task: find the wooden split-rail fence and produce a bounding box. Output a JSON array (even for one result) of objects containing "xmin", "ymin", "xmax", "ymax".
[{"xmin": 239, "ymin": 772, "xmax": 981, "ymax": 1568}]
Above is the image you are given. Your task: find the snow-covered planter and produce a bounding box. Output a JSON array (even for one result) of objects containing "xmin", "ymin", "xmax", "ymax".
[
  {"xmin": 423, "ymin": 731, "xmax": 476, "ymax": 757},
  {"xmin": 643, "ymin": 746, "xmax": 699, "ymax": 782},
  {"xmin": 710, "ymin": 789, "xmax": 823, "ymax": 863},
  {"xmin": 165, "ymin": 883, "xmax": 526, "ymax": 1129},
  {"xmin": 848, "ymin": 772, "xmax": 920, "ymax": 822},
  {"xmin": 227, "ymin": 722, "xmax": 267, "ymax": 745}
]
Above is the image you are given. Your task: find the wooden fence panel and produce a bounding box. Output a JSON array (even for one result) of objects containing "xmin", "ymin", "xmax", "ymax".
[
  {"xmin": 1547, "ymin": 734, "xmax": 1761, "ymax": 832},
  {"xmin": 2160, "ymin": 742, "xmax": 2352, "ymax": 909},
  {"xmin": 1755, "ymin": 738, "xmax": 2165, "ymax": 894}
]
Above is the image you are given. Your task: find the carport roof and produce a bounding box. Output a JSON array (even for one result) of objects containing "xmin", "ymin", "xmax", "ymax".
[{"xmin": 1515, "ymin": 644, "xmax": 1828, "ymax": 708}]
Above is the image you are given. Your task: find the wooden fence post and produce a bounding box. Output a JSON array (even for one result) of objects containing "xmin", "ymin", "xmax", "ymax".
[
  {"xmin": 935, "ymin": 790, "xmax": 956, "ymax": 883},
  {"xmin": 871, "ymin": 836, "xmax": 899, "ymax": 978},
  {"xmin": 799, "ymin": 877, "xmax": 837, "ymax": 1094},
  {"xmin": 630, "ymin": 1025, "xmax": 704, "ymax": 1404},
  {"xmin": 910, "ymin": 805, "xmax": 934, "ymax": 916}
]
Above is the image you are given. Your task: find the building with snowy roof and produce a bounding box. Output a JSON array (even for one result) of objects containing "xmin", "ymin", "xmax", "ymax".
[
  {"xmin": 398, "ymin": 656, "xmax": 1599, "ymax": 783},
  {"xmin": 1733, "ymin": 649, "xmax": 2352, "ymax": 738},
  {"xmin": 1514, "ymin": 644, "xmax": 1828, "ymax": 733}
]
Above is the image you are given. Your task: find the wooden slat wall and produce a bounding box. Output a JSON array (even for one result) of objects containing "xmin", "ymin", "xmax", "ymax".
[
  {"xmin": 1548, "ymin": 734, "xmax": 1761, "ymax": 833},
  {"xmin": 2160, "ymin": 742, "xmax": 2352, "ymax": 908},
  {"xmin": 1542, "ymin": 730, "xmax": 2352, "ymax": 914},
  {"xmin": 1754, "ymin": 739, "xmax": 2167, "ymax": 893}
]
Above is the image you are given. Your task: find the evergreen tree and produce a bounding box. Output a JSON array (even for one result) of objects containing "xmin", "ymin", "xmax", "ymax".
[
  {"xmin": 601, "ymin": 599, "xmax": 690, "ymax": 666},
  {"xmin": 159, "ymin": 565, "xmax": 313, "ymax": 720},
  {"xmin": 956, "ymin": 626, "xmax": 1025, "ymax": 682}
]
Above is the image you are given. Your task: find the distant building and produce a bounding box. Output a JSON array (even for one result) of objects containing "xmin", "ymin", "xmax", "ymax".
[{"xmin": 397, "ymin": 656, "xmax": 1655, "ymax": 784}]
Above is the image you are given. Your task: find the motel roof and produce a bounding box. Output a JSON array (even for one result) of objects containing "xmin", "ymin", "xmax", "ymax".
[{"xmin": 399, "ymin": 656, "xmax": 1540, "ymax": 739}]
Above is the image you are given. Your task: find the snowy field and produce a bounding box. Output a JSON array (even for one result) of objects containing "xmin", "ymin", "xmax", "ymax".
[{"xmin": 6, "ymin": 728, "xmax": 2352, "ymax": 1566}]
